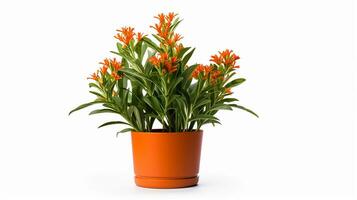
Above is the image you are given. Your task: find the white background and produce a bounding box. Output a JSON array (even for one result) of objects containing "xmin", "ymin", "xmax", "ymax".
[{"xmin": 0, "ymin": 0, "xmax": 356, "ymax": 199}]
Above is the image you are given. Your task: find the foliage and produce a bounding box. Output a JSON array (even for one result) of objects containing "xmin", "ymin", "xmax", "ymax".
[{"xmin": 69, "ymin": 12, "xmax": 258, "ymax": 133}]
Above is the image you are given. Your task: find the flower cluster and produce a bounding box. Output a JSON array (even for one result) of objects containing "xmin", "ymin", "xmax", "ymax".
[
  {"xmin": 151, "ymin": 12, "xmax": 183, "ymax": 48},
  {"xmin": 88, "ymin": 71, "xmax": 100, "ymax": 81},
  {"xmin": 149, "ymin": 52, "xmax": 178, "ymax": 74},
  {"xmin": 87, "ymin": 58, "xmax": 123, "ymax": 83},
  {"xmin": 147, "ymin": 12, "xmax": 184, "ymax": 74},
  {"xmin": 114, "ymin": 27, "xmax": 145, "ymax": 47},
  {"xmin": 191, "ymin": 64, "xmax": 212, "ymax": 79},
  {"xmin": 192, "ymin": 64, "xmax": 224, "ymax": 84},
  {"xmin": 192, "ymin": 49, "xmax": 241, "ymax": 94},
  {"xmin": 210, "ymin": 49, "xmax": 240, "ymax": 68}
]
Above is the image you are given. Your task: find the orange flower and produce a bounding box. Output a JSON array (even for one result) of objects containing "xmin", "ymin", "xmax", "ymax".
[
  {"xmin": 100, "ymin": 65, "xmax": 108, "ymax": 74},
  {"xmin": 210, "ymin": 49, "xmax": 240, "ymax": 68},
  {"xmin": 219, "ymin": 49, "xmax": 239, "ymax": 66},
  {"xmin": 151, "ymin": 18, "xmax": 169, "ymax": 39},
  {"xmin": 210, "ymin": 55, "xmax": 222, "ymax": 65},
  {"xmin": 110, "ymin": 58, "xmax": 122, "ymax": 71},
  {"xmin": 100, "ymin": 58, "xmax": 122, "ymax": 72},
  {"xmin": 175, "ymin": 44, "xmax": 183, "ymax": 54},
  {"xmin": 149, "ymin": 53, "xmax": 177, "ymax": 73},
  {"xmin": 100, "ymin": 58, "xmax": 110, "ymax": 67},
  {"xmin": 149, "ymin": 56, "xmax": 160, "ymax": 66},
  {"xmin": 111, "ymin": 71, "xmax": 121, "ymax": 80},
  {"xmin": 161, "ymin": 54, "xmax": 176, "ymax": 73},
  {"xmin": 225, "ymin": 88, "xmax": 232, "ymax": 94},
  {"xmin": 155, "ymin": 13, "xmax": 165, "ymax": 23},
  {"xmin": 219, "ymin": 49, "xmax": 233, "ymax": 59},
  {"xmin": 164, "ymin": 56, "xmax": 178, "ymax": 73},
  {"xmin": 211, "ymin": 70, "xmax": 222, "ymax": 79},
  {"xmin": 210, "ymin": 70, "xmax": 223, "ymax": 84},
  {"xmin": 204, "ymin": 65, "xmax": 213, "ymax": 74},
  {"xmin": 151, "ymin": 23, "xmax": 162, "ymax": 36},
  {"xmin": 192, "ymin": 64, "xmax": 213, "ymax": 79},
  {"xmin": 167, "ymin": 33, "xmax": 182, "ymax": 46},
  {"xmin": 167, "ymin": 33, "xmax": 183, "ymax": 45},
  {"xmin": 87, "ymin": 71, "xmax": 99, "ymax": 81},
  {"xmin": 165, "ymin": 12, "xmax": 176, "ymax": 24},
  {"xmin": 136, "ymin": 32, "xmax": 145, "ymax": 41},
  {"xmin": 160, "ymin": 52, "xmax": 169, "ymax": 61},
  {"xmin": 232, "ymin": 53, "xmax": 240, "ymax": 61},
  {"xmin": 192, "ymin": 64, "xmax": 205, "ymax": 79},
  {"xmin": 150, "ymin": 12, "xmax": 179, "ymax": 46},
  {"xmin": 173, "ymin": 33, "xmax": 183, "ymax": 42},
  {"xmin": 114, "ymin": 27, "xmax": 135, "ymax": 47}
]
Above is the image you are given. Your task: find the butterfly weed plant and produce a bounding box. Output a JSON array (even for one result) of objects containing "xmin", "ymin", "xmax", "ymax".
[{"xmin": 69, "ymin": 12, "xmax": 258, "ymax": 134}]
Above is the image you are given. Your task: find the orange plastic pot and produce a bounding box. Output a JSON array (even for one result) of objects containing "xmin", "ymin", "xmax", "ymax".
[{"xmin": 131, "ymin": 130, "xmax": 203, "ymax": 189}]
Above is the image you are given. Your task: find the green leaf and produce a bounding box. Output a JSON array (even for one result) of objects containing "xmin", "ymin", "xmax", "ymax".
[
  {"xmin": 175, "ymin": 97, "xmax": 187, "ymax": 120},
  {"xmin": 202, "ymin": 119, "xmax": 222, "ymax": 125},
  {"xmin": 110, "ymin": 51, "xmax": 120, "ymax": 56},
  {"xmin": 181, "ymin": 48, "xmax": 195, "ymax": 67},
  {"xmin": 209, "ymin": 104, "xmax": 233, "ymax": 111},
  {"xmin": 68, "ymin": 101, "xmax": 104, "ymax": 115},
  {"xmin": 219, "ymin": 98, "xmax": 239, "ymax": 103},
  {"xmin": 134, "ymin": 41, "xmax": 143, "ymax": 59},
  {"xmin": 143, "ymin": 96, "xmax": 163, "ymax": 114},
  {"xmin": 170, "ymin": 19, "xmax": 183, "ymax": 32},
  {"xmin": 116, "ymin": 42, "xmax": 123, "ymax": 51},
  {"xmin": 132, "ymin": 106, "xmax": 143, "ymax": 130},
  {"xmin": 116, "ymin": 128, "xmax": 133, "ymax": 137},
  {"xmin": 183, "ymin": 64, "xmax": 198, "ymax": 78},
  {"xmin": 152, "ymin": 34, "xmax": 164, "ymax": 44},
  {"xmin": 142, "ymin": 37, "xmax": 162, "ymax": 53},
  {"xmin": 222, "ymin": 72, "xmax": 235, "ymax": 85},
  {"xmin": 232, "ymin": 104, "xmax": 259, "ymax": 118},
  {"xmin": 89, "ymin": 83, "xmax": 101, "ymax": 90},
  {"xmin": 119, "ymin": 68, "xmax": 158, "ymax": 88},
  {"xmin": 120, "ymin": 67, "xmax": 147, "ymax": 79},
  {"xmin": 89, "ymin": 91, "xmax": 105, "ymax": 99},
  {"xmin": 182, "ymin": 64, "xmax": 198, "ymax": 88},
  {"xmin": 189, "ymin": 115, "xmax": 219, "ymax": 122},
  {"xmin": 177, "ymin": 47, "xmax": 191, "ymax": 59},
  {"xmin": 193, "ymin": 98, "xmax": 210, "ymax": 110},
  {"xmin": 225, "ymin": 78, "xmax": 246, "ymax": 88},
  {"xmin": 98, "ymin": 121, "xmax": 130, "ymax": 128},
  {"xmin": 179, "ymin": 89, "xmax": 191, "ymax": 108},
  {"xmin": 168, "ymin": 77, "xmax": 183, "ymax": 94},
  {"xmin": 139, "ymin": 42, "xmax": 148, "ymax": 60},
  {"xmin": 89, "ymin": 109, "xmax": 118, "ymax": 115}
]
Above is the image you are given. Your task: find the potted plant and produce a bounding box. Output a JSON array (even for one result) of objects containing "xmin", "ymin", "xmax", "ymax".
[{"xmin": 69, "ymin": 12, "xmax": 258, "ymax": 189}]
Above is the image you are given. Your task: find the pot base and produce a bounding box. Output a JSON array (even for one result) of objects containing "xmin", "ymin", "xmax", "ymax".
[{"xmin": 135, "ymin": 176, "xmax": 199, "ymax": 189}]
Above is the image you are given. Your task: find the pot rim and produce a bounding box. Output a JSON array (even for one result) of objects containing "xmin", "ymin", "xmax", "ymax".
[{"xmin": 131, "ymin": 129, "xmax": 203, "ymax": 134}]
